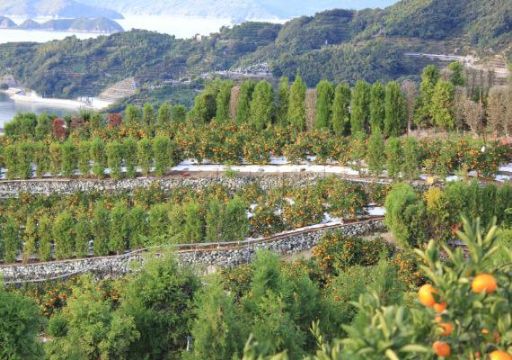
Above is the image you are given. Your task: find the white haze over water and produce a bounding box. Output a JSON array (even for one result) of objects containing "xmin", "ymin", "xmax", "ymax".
[{"xmin": 0, "ymin": 15, "xmax": 244, "ymax": 44}]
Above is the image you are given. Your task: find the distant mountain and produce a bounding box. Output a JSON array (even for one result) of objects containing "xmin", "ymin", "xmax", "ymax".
[
  {"xmin": 18, "ymin": 17, "xmax": 123, "ymax": 33},
  {"xmin": 0, "ymin": 16, "xmax": 17, "ymax": 28},
  {"xmin": 78, "ymin": 0, "xmax": 398, "ymax": 20},
  {"xmin": 0, "ymin": 0, "xmax": 123, "ymax": 20},
  {"xmin": 0, "ymin": 0, "xmax": 509, "ymax": 100}
]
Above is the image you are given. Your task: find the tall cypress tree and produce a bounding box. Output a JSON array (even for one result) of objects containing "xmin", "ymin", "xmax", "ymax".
[
  {"xmin": 137, "ymin": 138, "xmax": 153, "ymax": 176},
  {"xmin": 415, "ymin": 65, "xmax": 440, "ymax": 127},
  {"xmin": 332, "ymin": 83, "xmax": 351, "ymax": 135},
  {"xmin": 367, "ymin": 128, "xmax": 385, "ymax": 177},
  {"xmin": 288, "ymin": 75, "xmax": 307, "ymax": 132},
  {"xmin": 236, "ymin": 80, "xmax": 256, "ymax": 124},
  {"xmin": 384, "ymin": 81, "xmax": 406, "ymax": 137},
  {"xmin": 124, "ymin": 137, "xmax": 138, "ymax": 178},
  {"xmin": 157, "ymin": 102, "xmax": 172, "ymax": 129},
  {"xmin": 143, "ymin": 103, "xmax": 155, "ymax": 129},
  {"xmin": 106, "ymin": 141, "xmax": 125, "ymax": 180},
  {"xmin": 110, "ymin": 202, "xmax": 129, "ymax": 253},
  {"xmin": 370, "ymin": 81, "xmax": 385, "ymax": 132},
  {"xmin": 431, "ymin": 80, "xmax": 455, "ymax": 130},
  {"xmin": 351, "ymin": 80, "xmax": 371, "ymax": 134},
  {"xmin": 124, "ymin": 105, "xmax": 142, "ymax": 128},
  {"xmin": 250, "ymin": 80, "xmax": 274, "ymax": 130},
  {"xmin": 216, "ymin": 81, "xmax": 233, "ymax": 123},
  {"xmin": 315, "ymin": 80, "xmax": 335, "ymax": 130},
  {"xmin": 38, "ymin": 215, "xmax": 52, "ymax": 261},
  {"xmin": 90, "ymin": 137, "xmax": 106, "ymax": 179},
  {"xmin": 53, "ymin": 211, "xmax": 74, "ymax": 260},
  {"xmin": 277, "ymin": 76, "xmax": 290, "ymax": 126},
  {"xmin": 3, "ymin": 217, "xmax": 19, "ymax": 263},
  {"xmin": 92, "ymin": 202, "xmax": 110, "ymax": 256}
]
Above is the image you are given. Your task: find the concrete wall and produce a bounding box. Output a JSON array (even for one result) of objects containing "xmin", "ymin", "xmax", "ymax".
[{"xmin": 0, "ymin": 219, "xmax": 385, "ymax": 284}]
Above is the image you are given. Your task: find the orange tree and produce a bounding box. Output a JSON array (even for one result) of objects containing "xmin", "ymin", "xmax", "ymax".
[{"xmin": 242, "ymin": 217, "xmax": 512, "ymax": 359}]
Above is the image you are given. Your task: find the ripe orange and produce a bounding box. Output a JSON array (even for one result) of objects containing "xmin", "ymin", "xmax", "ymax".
[
  {"xmin": 419, "ymin": 284, "xmax": 437, "ymax": 307},
  {"xmin": 434, "ymin": 302, "xmax": 447, "ymax": 313},
  {"xmin": 435, "ymin": 317, "xmax": 454, "ymax": 336},
  {"xmin": 472, "ymin": 274, "xmax": 497, "ymax": 294},
  {"xmin": 489, "ymin": 351, "xmax": 512, "ymax": 360},
  {"xmin": 433, "ymin": 341, "xmax": 451, "ymax": 357}
]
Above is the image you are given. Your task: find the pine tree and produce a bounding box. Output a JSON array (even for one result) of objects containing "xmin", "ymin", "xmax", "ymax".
[
  {"xmin": 384, "ymin": 81, "xmax": 406, "ymax": 137},
  {"xmin": 110, "ymin": 202, "xmax": 129, "ymax": 253},
  {"xmin": 61, "ymin": 140, "xmax": 77, "ymax": 177},
  {"xmin": 431, "ymin": 80, "xmax": 455, "ymax": 130},
  {"xmin": 351, "ymin": 80, "xmax": 371, "ymax": 134},
  {"xmin": 277, "ymin": 77, "xmax": 290, "ymax": 126},
  {"xmin": 53, "ymin": 211, "xmax": 74, "ymax": 260},
  {"xmin": 153, "ymin": 136, "xmax": 172, "ymax": 176},
  {"xmin": 149, "ymin": 204, "xmax": 169, "ymax": 244},
  {"xmin": 370, "ymin": 81, "xmax": 385, "ymax": 132},
  {"xmin": 106, "ymin": 141, "xmax": 125, "ymax": 180},
  {"xmin": 38, "ymin": 215, "xmax": 52, "ymax": 261},
  {"xmin": 78, "ymin": 141, "xmax": 91, "ymax": 177},
  {"xmin": 385, "ymin": 137, "xmax": 402, "ymax": 180},
  {"xmin": 236, "ymin": 80, "xmax": 256, "ymax": 124},
  {"xmin": 288, "ymin": 75, "xmax": 307, "ymax": 132},
  {"xmin": 137, "ymin": 138, "xmax": 153, "ymax": 176},
  {"xmin": 250, "ymin": 80, "xmax": 274, "ymax": 130},
  {"xmin": 3, "ymin": 217, "xmax": 19, "ymax": 264},
  {"xmin": 92, "ymin": 202, "xmax": 110, "ymax": 256},
  {"xmin": 124, "ymin": 138, "xmax": 138, "ymax": 178},
  {"xmin": 415, "ymin": 65, "xmax": 440, "ymax": 127},
  {"xmin": 90, "ymin": 137, "xmax": 106, "ymax": 179},
  {"xmin": 367, "ymin": 128, "xmax": 385, "ymax": 177},
  {"xmin": 216, "ymin": 81, "xmax": 233, "ymax": 122},
  {"xmin": 315, "ymin": 80, "xmax": 335, "ymax": 130},
  {"xmin": 22, "ymin": 216, "xmax": 37, "ymax": 264},
  {"xmin": 184, "ymin": 202, "xmax": 204, "ymax": 243},
  {"xmin": 157, "ymin": 102, "xmax": 172, "ymax": 129}
]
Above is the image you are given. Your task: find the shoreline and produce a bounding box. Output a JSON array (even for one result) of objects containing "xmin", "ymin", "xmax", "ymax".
[{"xmin": 1, "ymin": 88, "xmax": 112, "ymax": 111}]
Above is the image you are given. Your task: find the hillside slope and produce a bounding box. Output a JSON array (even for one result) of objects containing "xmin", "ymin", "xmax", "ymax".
[
  {"xmin": 0, "ymin": 0, "xmax": 509, "ymax": 99},
  {"xmin": 0, "ymin": 0, "xmax": 123, "ymax": 19}
]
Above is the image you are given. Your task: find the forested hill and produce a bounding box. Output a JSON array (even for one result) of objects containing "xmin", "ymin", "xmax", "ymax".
[{"xmin": 0, "ymin": 0, "xmax": 510, "ymax": 99}]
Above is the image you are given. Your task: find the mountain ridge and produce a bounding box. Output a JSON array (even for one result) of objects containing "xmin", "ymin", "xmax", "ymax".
[{"xmin": 0, "ymin": 0, "xmax": 123, "ymax": 20}]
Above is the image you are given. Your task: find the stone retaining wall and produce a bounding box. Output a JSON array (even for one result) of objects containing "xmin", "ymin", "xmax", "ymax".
[
  {"xmin": 0, "ymin": 219, "xmax": 385, "ymax": 284},
  {"xmin": 0, "ymin": 173, "xmax": 391, "ymax": 197}
]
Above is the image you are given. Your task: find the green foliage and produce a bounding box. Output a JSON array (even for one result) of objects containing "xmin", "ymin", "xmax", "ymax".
[
  {"xmin": 332, "ymin": 83, "xmax": 351, "ymax": 135},
  {"xmin": 124, "ymin": 138, "xmax": 138, "ymax": 178},
  {"xmin": 385, "ymin": 137, "xmax": 402, "ymax": 179},
  {"xmin": 22, "ymin": 216, "xmax": 37, "ymax": 264},
  {"xmin": 92, "ymin": 202, "xmax": 110, "ymax": 256},
  {"xmin": 3, "ymin": 217, "xmax": 19, "ymax": 263},
  {"xmin": 153, "ymin": 136, "xmax": 173, "ymax": 176},
  {"xmin": 107, "ymin": 140, "xmax": 125, "ymax": 179},
  {"xmin": 137, "ymin": 138, "xmax": 153, "ymax": 176},
  {"xmin": 448, "ymin": 61, "xmax": 465, "ymax": 86},
  {"xmin": 143, "ymin": 103, "xmax": 155, "ymax": 130},
  {"xmin": 157, "ymin": 102, "xmax": 172, "ymax": 129},
  {"xmin": 38, "ymin": 215, "xmax": 53, "ymax": 262},
  {"xmin": 369, "ymin": 81, "xmax": 385, "ymax": 132},
  {"xmin": 402, "ymin": 137, "xmax": 420, "ymax": 180},
  {"xmin": 77, "ymin": 141, "xmax": 91, "ymax": 176},
  {"xmin": 315, "ymin": 80, "xmax": 335, "ymax": 130},
  {"xmin": 384, "ymin": 81, "xmax": 406, "ymax": 137},
  {"xmin": 183, "ymin": 201, "xmax": 204, "ymax": 243},
  {"xmin": 367, "ymin": 128, "xmax": 385, "ymax": 177},
  {"xmin": 415, "ymin": 65, "xmax": 440, "ymax": 127},
  {"xmin": 351, "ymin": 80, "xmax": 371, "ymax": 134},
  {"xmin": 237, "ymin": 80, "xmax": 256, "ymax": 124},
  {"xmin": 90, "ymin": 137, "xmax": 106, "ymax": 178},
  {"xmin": 53, "ymin": 211, "xmax": 74, "ymax": 260},
  {"xmin": 277, "ymin": 77, "xmax": 290, "ymax": 126},
  {"xmin": 250, "ymin": 80, "xmax": 274, "ymax": 130},
  {"xmin": 74, "ymin": 211, "xmax": 90, "ymax": 258},
  {"xmin": 288, "ymin": 75, "xmax": 307, "ymax": 132},
  {"xmin": 431, "ymin": 80, "xmax": 455, "ymax": 130},
  {"xmin": 216, "ymin": 81, "xmax": 233, "ymax": 123},
  {"xmin": 0, "ymin": 286, "xmax": 44, "ymax": 359},
  {"xmin": 60, "ymin": 140, "xmax": 77, "ymax": 177},
  {"xmin": 110, "ymin": 202, "xmax": 129, "ymax": 253},
  {"xmin": 385, "ymin": 183, "xmax": 427, "ymax": 247},
  {"xmin": 119, "ymin": 255, "xmax": 201, "ymax": 359}
]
